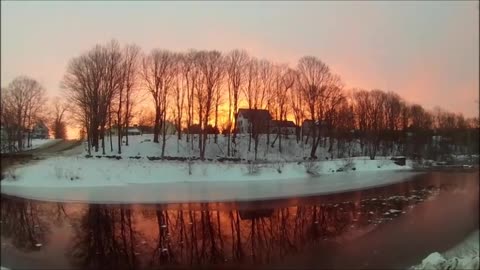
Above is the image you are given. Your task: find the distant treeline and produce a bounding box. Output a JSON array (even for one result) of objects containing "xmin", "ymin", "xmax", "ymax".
[{"xmin": 1, "ymin": 40, "xmax": 478, "ymax": 159}]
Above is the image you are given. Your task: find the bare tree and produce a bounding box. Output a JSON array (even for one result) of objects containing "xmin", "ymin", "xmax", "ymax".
[
  {"xmin": 290, "ymin": 77, "xmax": 305, "ymax": 143},
  {"xmin": 63, "ymin": 44, "xmax": 107, "ymax": 154},
  {"xmin": 51, "ymin": 97, "xmax": 68, "ymax": 139},
  {"xmin": 1, "ymin": 76, "xmax": 47, "ymax": 151},
  {"xmin": 102, "ymin": 40, "xmax": 125, "ymax": 155},
  {"xmin": 353, "ymin": 89, "xmax": 387, "ymax": 159},
  {"xmin": 213, "ymin": 78, "xmax": 223, "ymax": 144},
  {"xmin": 383, "ymin": 91, "xmax": 403, "ymax": 154},
  {"xmin": 226, "ymin": 50, "xmax": 249, "ymax": 155},
  {"xmin": 122, "ymin": 44, "xmax": 141, "ymax": 147},
  {"xmin": 181, "ymin": 50, "xmax": 200, "ymax": 149},
  {"xmin": 257, "ymin": 59, "xmax": 275, "ymax": 147},
  {"xmin": 243, "ymin": 57, "xmax": 260, "ymax": 152},
  {"xmin": 195, "ymin": 50, "xmax": 224, "ymax": 159},
  {"xmin": 296, "ymin": 56, "xmax": 332, "ymax": 159},
  {"xmin": 271, "ymin": 65, "xmax": 296, "ymax": 153},
  {"xmin": 142, "ymin": 49, "xmax": 177, "ymax": 157},
  {"xmin": 173, "ymin": 54, "xmax": 186, "ymax": 143},
  {"xmin": 244, "ymin": 57, "xmax": 260, "ymax": 110}
]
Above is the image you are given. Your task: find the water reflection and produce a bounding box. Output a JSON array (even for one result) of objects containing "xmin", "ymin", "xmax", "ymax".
[
  {"xmin": 67, "ymin": 205, "xmax": 145, "ymax": 270},
  {"xmin": 1, "ymin": 171, "xmax": 478, "ymax": 269},
  {"xmin": 1, "ymin": 198, "xmax": 51, "ymax": 251}
]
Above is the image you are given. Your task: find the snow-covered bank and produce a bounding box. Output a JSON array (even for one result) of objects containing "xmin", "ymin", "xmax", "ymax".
[
  {"xmin": 1, "ymin": 133, "xmax": 417, "ymax": 203},
  {"xmin": 0, "ymin": 170, "xmax": 419, "ymax": 203},
  {"xmin": 1, "ymin": 156, "xmax": 412, "ymax": 187},
  {"xmin": 411, "ymin": 230, "xmax": 479, "ymax": 270},
  {"xmin": 0, "ymin": 156, "xmax": 416, "ymax": 203}
]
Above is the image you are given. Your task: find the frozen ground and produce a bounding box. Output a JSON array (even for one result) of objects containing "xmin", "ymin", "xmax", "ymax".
[{"xmin": 411, "ymin": 230, "xmax": 479, "ymax": 270}]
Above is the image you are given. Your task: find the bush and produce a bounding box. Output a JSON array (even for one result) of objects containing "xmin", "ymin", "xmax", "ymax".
[
  {"xmin": 246, "ymin": 161, "xmax": 260, "ymax": 175},
  {"xmin": 304, "ymin": 160, "xmax": 320, "ymax": 175}
]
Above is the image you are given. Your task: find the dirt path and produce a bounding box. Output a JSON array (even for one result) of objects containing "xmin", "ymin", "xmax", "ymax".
[
  {"xmin": 1, "ymin": 140, "xmax": 83, "ymax": 179},
  {"xmin": 21, "ymin": 140, "xmax": 83, "ymax": 156}
]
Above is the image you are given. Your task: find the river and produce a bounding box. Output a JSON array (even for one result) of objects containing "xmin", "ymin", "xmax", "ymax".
[{"xmin": 1, "ymin": 170, "xmax": 478, "ymax": 269}]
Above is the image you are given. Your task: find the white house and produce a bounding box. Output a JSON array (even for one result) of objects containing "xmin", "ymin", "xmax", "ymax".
[
  {"xmin": 32, "ymin": 121, "xmax": 49, "ymax": 139},
  {"xmin": 236, "ymin": 109, "xmax": 272, "ymax": 134}
]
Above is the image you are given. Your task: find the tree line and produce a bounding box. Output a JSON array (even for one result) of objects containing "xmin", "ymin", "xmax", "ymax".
[
  {"xmin": 1, "ymin": 78, "xmax": 69, "ymax": 152},
  {"xmin": 2, "ymin": 39, "xmax": 478, "ymax": 160}
]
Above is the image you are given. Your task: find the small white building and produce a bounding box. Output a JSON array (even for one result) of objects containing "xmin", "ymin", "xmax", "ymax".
[
  {"xmin": 109, "ymin": 126, "xmax": 142, "ymax": 136},
  {"xmin": 125, "ymin": 127, "xmax": 141, "ymax": 136}
]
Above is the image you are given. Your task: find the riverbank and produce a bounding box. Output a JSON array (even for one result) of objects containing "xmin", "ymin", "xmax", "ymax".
[
  {"xmin": 411, "ymin": 230, "xmax": 479, "ymax": 270},
  {"xmin": 1, "ymin": 155, "xmax": 412, "ymax": 187},
  {"xmin": 0, "ymin": 156, "xmax": 419, "ymax": 203}
]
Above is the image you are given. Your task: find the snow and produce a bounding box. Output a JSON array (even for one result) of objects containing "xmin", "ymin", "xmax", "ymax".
[
  {"xmin": 0, "ymin": 134, "xmax": 418, "ymax": 203},
  {"xmin": 411, "ymin": 230, "xmax": 479, "ymax": 270},
  {"xmin": 1, "ymin": 156, "xmax": 417, "ymax": 203},
  {"xmin": 2, "ymin": 155, "xmax": 412, "ymax": 187},
  {"xmin": 84, "ymin": 134, "xmax": 403, "ymax": 162}
]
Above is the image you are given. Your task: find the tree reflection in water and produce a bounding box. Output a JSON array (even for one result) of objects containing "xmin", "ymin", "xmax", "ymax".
[
  {"xmin": 1, "ymin": 183, "xmax": 451, "ymax": 269},
  {"xmin": 1, "ymin": 197, "xmax": 50, "ymax": 251},
  {"xmin": 75, "ymin": 186, "xmax": 440, "ymax": 268},
  {"xmin": 68, "ymin": 205, "xmax": 141, "ymax": 270}
]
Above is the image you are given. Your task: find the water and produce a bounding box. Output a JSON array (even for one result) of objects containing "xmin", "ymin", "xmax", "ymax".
[{"xmin": 1, "ymin": 171, "xmax": 478, "ymax": 269}]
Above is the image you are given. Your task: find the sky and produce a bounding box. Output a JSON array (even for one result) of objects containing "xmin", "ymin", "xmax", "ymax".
[{"xmin": 1, "ymin": 1, "xmax": 479, "ymax": 117}]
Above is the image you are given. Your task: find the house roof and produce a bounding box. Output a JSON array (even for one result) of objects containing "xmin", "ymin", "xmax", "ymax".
[
  {"xmin": 34, "ymin": 121, "xmax": 48, "ymax": 130},
  {"xmin": 271, "ymin": 120, "xmax": 297, "ymax": 128},
  {"xmin": 302, "ymin": 119, "xmax": 327, "ymax": 126},
  {"xmin": 237, "ymin": 109, "xmax": 272, "ymax": 122}
]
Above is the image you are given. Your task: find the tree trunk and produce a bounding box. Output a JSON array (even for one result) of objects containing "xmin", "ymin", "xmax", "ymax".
[
  {"xmin": 125, "ymin": 95, "xmax": 130, "ymax": 146},
  {"xmin": 310, "ymin": 135, "xmax": 321, "ymax": 159},
  {"xmin": 254, "ymin": 134, "xmax": 259, "ymax": 160},
  {"xmin": 108, "ymin": 106, "xmax": 113, "ymax": 152},
  {"xmin": 248, "ymin": 123, "xmax": 252, "ymax": 152},
  {"xmin": 153, "ymin": 106, "xmax": 160, "ymax": 143},
  {"xmin": 278, "ymin": 128, "xmax": 282, "ymax": 153},
  {"xmin": 214, "ymin": 103, "xmax": 218, "ymax": 144},
  {"xmin": 117, "ymin": 90, "xmax": 123, "ymax": 154},
  {"xmin": 92, "ymin": 120, "xmax": 99, "ymax": 152},
  {"xmin": 161, "ymin": 111, "xmax": 167, "ymax": 158},
  {"xmin": 101, "ymin": 125, "xmax": 106, "ymax": 155}
]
